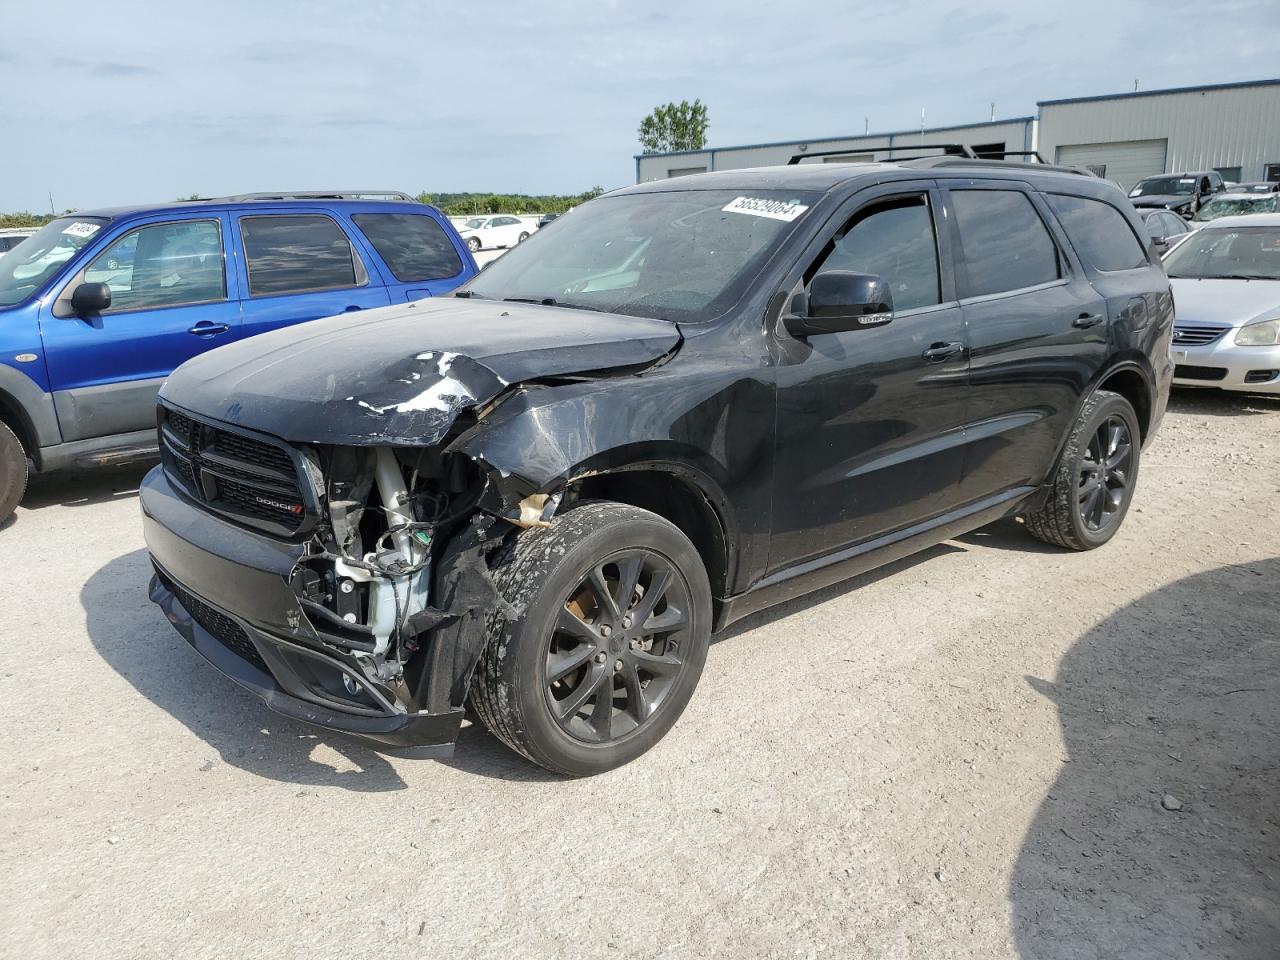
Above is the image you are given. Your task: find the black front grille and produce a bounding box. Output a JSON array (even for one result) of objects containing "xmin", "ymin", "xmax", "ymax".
[
  {"xmin": 159, "ymin": 406, "xmax": 307, "ymax": 536},
  {"xmin": 159, "ymin": 569, "xmax": 271, "ymax": 674},
  {"xmin": 1172, "ymin": 325, "xmax": 1229, "ymax": 346},
  {"xmin": 1175, "ymin": 364, "xmax": 1228, "ymax": 381}
]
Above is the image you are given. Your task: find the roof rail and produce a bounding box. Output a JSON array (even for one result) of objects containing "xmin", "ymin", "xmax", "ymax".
[
  {"xmin": 189, "ymin": 190, "xmax": 418, "ymax": 203},
  {"xmin": 899, "ymin": 156, "xmax": 1098, "ymax": 178},
  {"xmin": 787, "ymin": 143, "xmax": 978, "ymax": 164}
]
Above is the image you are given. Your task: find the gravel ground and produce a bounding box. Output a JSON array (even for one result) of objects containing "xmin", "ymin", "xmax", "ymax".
[{"xmin": 1, "ymin": 389, "xmax": 1277, "ymax": 960}]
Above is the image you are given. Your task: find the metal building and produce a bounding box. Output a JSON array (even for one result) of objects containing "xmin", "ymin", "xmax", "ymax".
[
  {"xmin": 635, "ymin": 118, "xmax": 1036, "ymax": 182},
  {"xmin": 635, "ymin": 78, "xmax": 1280, "ymax": 191},
  {"xmin": 1037, "ymin": 78, "xmax": 1280, "ymax": 188}
]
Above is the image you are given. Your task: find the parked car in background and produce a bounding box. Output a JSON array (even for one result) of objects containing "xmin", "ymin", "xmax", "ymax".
[
  {"xmin": 1230, "ymin": 182, "xmax": 1280, "ymax": 195},
  {"xmin": 1135, "ymin": 207, "xmax": 1192, "ymax": 254},
  {"xmin": 456, "ymin": 215, "xmax": 533, "ymax": 252},
  {"xmin": 1164, "ymin": 213, "xmax": 1280, "ymax": 394},
  {"xmin": 537, "ymin": 213, "xmax": 560, "ymax": 228},
  {"xmin": 140, "ymin": 159, "xmax": 1171, "ymax": 775},
  {"xmin": 0, "ymin": 191, "xmax": 476, "ymax": 524},
  {"xmin": 1129, "ymin": 171, "xmax": 1226, "ymax": 218},
  {"xmin": 0, "ymin": 228, "xmax": 36, "ymax": 257},
  {"xmin": 1190, "ymin": 192, "xmax": 1280, "ymax": 226}
]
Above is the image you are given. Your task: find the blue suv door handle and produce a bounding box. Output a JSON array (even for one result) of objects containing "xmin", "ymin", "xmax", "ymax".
[{"xmin": 188, "ymin": 321, "xmax": 230, "ymax": 337}]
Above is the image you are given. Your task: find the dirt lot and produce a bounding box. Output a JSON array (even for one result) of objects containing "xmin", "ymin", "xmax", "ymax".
[{"xmin": 1, "ymin": 390, "xmax": 1277, "ymax": 959}]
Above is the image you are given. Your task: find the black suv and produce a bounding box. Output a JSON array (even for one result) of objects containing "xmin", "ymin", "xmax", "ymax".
[
  {"xmin": 141, "ymin": 159, "xmax": 1173, "ymax": 775},
  {"xmin": 1128, "ymin": 170, "xmax": 1226, "ymax": 217}
]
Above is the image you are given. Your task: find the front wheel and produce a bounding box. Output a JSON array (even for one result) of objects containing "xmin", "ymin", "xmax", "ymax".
[
  {"xmin": 470, "ymin": 502, "xmax": 711, "ymax": 776},
  {"xmin": 1024, "ymin": 389, "xmax": 1141, "ymax": 550}
]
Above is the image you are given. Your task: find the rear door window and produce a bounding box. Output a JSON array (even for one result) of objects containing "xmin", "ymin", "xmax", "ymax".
[
  {"xmin": 1047, "ymin": 194, "xmax": 1148, "ymax": 271},
  {"xmin": 949, "ymin": 189, "xmax": 1061, "ymax": 297},
  {"xmin": 352, "ymin": 213, "xmax": 463, "ymax": 281},
  {"xmin": 240, "ymin": 214, "xmax": 367, "ymax": 297}
]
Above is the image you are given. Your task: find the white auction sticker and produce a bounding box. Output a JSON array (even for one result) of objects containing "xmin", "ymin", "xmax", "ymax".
[
  {"xmin": 62, "ymin": 222, "xmax": 101, "ymax": 239},
  {"xmin": 722, "ymin": 196, "xmax": 809, "ymax": 222}
]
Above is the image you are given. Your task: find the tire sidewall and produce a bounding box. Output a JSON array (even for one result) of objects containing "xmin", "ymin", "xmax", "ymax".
[
  {"xmin": 501, "ymin": 512, "xmax": 711, "ymax": 775},
  {"xmin": 0, "ymin": 422, "xmax": 27, "ymax": 526},
  {"xmin": 1068, "ymin": 394, "xmax": 1141, "ymax": 548}
]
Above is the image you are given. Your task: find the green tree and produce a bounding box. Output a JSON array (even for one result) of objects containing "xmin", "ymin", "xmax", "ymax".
[{"xmin": 638, "ymin": 100, "xmax": 709, "ymax": 154}]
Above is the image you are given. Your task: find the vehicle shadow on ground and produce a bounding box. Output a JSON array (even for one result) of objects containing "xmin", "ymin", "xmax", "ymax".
[
  {"xmin": 84, "ymin": 549, "xmax": 411, "ymax": 792},
  {"xmin": 1011, "ymin": 558, "xmax": 1280, "ymax": 958},
  {"xmin": 17, "ymin": 460, "xmax": 156, "ymax": 513},
  {"xmin": 1167, "ymin": 389, "xmax": 1280, "ymax": 418}
]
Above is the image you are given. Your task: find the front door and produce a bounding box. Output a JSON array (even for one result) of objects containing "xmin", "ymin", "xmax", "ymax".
[
  {"xmin": 233, "ymin": 211, "xmax": 391, "ymax": 342},
  {"xmin": 767, "ymin": 185, "xmax": 971, "ymax": 575},
  {"xmin": 40, "ymin": 214, "xmax": 240, "ymax": 441}
]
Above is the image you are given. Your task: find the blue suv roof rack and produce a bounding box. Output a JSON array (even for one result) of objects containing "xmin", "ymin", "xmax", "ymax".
[{"xmin": 188, "ymin": 190, "xmax": 418, "ymax": 203}]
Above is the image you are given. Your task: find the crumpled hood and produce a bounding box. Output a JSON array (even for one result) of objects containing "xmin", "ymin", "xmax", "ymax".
[
  {"xmin": 160, "ymin": 297, "xmax": 681, "ymax": 445},
  {"xmin": 1171, "ymin": 278, "xmax": 1280, "ymax": 328}
]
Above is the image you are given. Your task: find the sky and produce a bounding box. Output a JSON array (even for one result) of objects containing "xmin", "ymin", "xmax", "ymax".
[{"xmin": 2, "ymin": 0, "xmax": 1277, "ymax": 212}]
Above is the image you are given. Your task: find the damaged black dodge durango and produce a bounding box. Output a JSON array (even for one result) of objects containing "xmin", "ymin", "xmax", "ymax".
[{"xmin": 142, "ymin": 159, "xmax": 1172, "ymax": 775}]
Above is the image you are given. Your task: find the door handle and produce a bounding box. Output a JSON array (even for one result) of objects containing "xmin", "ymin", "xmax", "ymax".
[
  {"xmin": 922, "ymin": 341, "xmax": 964, "ymax": 363},
  {"xmin": 188, "ymin": 321, "xmax": 230, "ymax": 337},
  {"xmin": 1073, "ymin": 313, "xmax": 1105, "ymax": 329}
]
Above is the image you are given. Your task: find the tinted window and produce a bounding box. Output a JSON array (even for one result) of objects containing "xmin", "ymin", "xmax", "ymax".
[
  {"xmin": 353, "ymin": 213, "xmax": 463, "ymax": 282},
  {"xmin": 1047, "ymin": 194, "xmax": 1147, "ymax": 271},
  {"xmin": 240, "ymin": 215, "xmax": 362, "ymax": 296},
  {"xmin": 83, "ymin": 220, "xmax": 224, "ymax": 312},
  {"xmin": 950, "ymin": 190, "xmax": 1060, "ymax": 297},
  {"xmin": 813, "ymin": 195, "xmax": 940, "ymax": 311}
]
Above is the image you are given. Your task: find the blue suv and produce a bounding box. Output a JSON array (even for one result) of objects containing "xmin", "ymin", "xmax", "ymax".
[{"xmin": 0, "ymin": 191, "xmax": 477, "ymax": 523}]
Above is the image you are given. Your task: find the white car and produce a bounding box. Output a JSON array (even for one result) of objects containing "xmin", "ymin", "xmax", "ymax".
[
  {"xmin": 0, "ymin": 228, "xmax": 36, "ymax": 257},
  {"xmin": 1165, "ymin": 213, "xmax": 1280, "ymax": 394},
  {"xmin": 1188, "ymin": 192, "xmax": 1279, "ymax": 228},
  {"xmin": 456, "ymin": 215, "xmax": 533, "ymax": 253}
]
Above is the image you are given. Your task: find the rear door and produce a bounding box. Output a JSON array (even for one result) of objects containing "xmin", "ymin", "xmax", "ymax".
[
  {"xmin": 39, "ymin": 212, "xmax": 240, "ymax": 441},
  {"xmin": 349, "ymin": 210, "xmax": 472, "ymax": 302},
  {"xmin": 939, "ymin": 180, "xmax": 1109, "ymax": 504},
  {"xmin": 231, "ymin": 210, "xmax": 391, "ymax": 341}
]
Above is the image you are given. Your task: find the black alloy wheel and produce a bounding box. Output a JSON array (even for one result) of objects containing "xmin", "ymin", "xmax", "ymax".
[
  {"xmin": 1077, "ymin": 414, "xmax": 1133, "ymax": 532},
  {"xmin": 545, "ymin": 550, "xmax": 693, "ymax": 744}
]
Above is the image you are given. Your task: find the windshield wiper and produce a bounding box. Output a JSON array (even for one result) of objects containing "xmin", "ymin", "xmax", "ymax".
[
  {"xmin": 1222, "ymin": 273, "xmax": 1275, "ymax": 281},
  {"xmin": 453, "ymin": 290, "xmax": 490, "ymax": 299},
  {"xmin": 503, "ymin": 297, "xmax": 606, "ymax": 313}
]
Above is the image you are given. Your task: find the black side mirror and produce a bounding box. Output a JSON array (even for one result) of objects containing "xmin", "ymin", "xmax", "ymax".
[
  {"xmin": 785, "ymin": 271, "xmax": 893, "ymax": 337},
  {"xmin": 70, "ymin": 282, "xmax": 112, "ymax": 317},
  {"xmin": 1152, "ymin": 237, "xmax": 1169, "ymax": 255}
]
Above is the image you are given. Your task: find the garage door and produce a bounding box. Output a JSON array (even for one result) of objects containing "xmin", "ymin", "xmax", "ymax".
[{"xmin": 1055, "ymin": 139, "xmax": 1168, "ymax": 190}]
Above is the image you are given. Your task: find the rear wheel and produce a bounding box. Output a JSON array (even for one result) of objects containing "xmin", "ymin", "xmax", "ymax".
[
  {"xmin": 470, "ymin": 502, "xmax": 711, "ymax": 776},
  {"xmin": 517, "ymin": 231, "xmax": 529, "ymax": 243},
  {"xmin": 1024, "ymin": 390, "xmax": 1140, "ymax": 550},
  {"xmin": 0, "ymin": 421, "xmax": 28, "ymax": 527},
  {"xmin": 467, "ymin": 237, "xmax": 481, "ymax": 252}
]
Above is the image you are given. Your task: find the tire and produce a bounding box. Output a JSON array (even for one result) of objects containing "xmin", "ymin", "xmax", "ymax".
[
  {"xmin": 517, "ymin": 231, "xmax": 529, "ymax": 243},
  {"xmin": 1024, "ymin": 390, "xmax": 1141, "ymax": 551},
  {"xmin": 470, "ymin": 502, "xmax": 712, "ymax": 776},
  {"xmin": 0, "ymin": 421, "xmax": 28, "ymax": 527},
  {"xmin": 467, "ymin": 237, "xmax": 481, "ymax": 253}
]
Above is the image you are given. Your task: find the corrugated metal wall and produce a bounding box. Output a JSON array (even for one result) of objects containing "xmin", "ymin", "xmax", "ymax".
[
  {"xmin": 636, "ymin": 119, "xmax": 1035, "ymax": 182},
  {"xmin": 1038, "ymin": 83, "xmax": 1280, "ymax": 185}
]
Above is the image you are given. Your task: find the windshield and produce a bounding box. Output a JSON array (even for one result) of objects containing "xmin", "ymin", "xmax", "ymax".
[
  {"xmin": 1192, "ymin": 196, "xmax": 1279, "ymax": 222},
  {"xmin": 461, "ymin": 189, "xmax": 819, "ymax": 322},
  {"xmin": 463, "ymin": 218, "xmax": 487, "ymax": 229},
  {"xmin": 0, "ymin": 217, "xmax": 108, "ymax": 307},
  {"xmin": 1163, "ymin": 226, "xmax": 1280, "ymax": 280},
  {"xmin": 1130, "ymin": 177, "xmax": 1196, "ymax": 198}
]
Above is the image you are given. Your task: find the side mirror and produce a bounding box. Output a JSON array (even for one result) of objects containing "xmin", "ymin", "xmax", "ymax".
[
  {"xmin": 785, "ymin": 271, "xmax": 893, "ymax": 337},
  {"xmin": 1152, "ymin": 237, "xmax": 1170, "ymax": 255},
  {"xmin": 70, "ymin": 282, "xmax": 111, "ymax": 317}
]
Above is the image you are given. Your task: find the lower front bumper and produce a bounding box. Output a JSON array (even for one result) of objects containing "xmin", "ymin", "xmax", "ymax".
[
  {"xmin": 1172, "ymin": 339, "xmax": 1280, "ymax": 394},
  {"xmin": 141, "ymin": 465, "xmax": 463, "ymax": 752}
]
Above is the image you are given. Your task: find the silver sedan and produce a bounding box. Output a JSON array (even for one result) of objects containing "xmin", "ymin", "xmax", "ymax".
[{"xmin": 1165, "ymin": 213, "xmax": 1280, "ymax": 395}]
